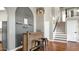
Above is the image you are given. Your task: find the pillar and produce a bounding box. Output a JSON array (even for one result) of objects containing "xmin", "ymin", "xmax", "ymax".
[{"xmin": 6, "ymin": 7, "xmax": 16, "ymax": 50}]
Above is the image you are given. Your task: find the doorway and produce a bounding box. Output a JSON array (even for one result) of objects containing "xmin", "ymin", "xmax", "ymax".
[{"xmin": 67, "ymin": 19, "xmax": 78, "ymax": 42}]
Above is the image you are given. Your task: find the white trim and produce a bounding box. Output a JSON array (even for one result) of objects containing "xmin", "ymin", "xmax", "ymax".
[
  {"xmin": 48, "ymin": 39, "xmax": 79, "ymax": 43},
  {"xmin": 48, "ymin": 39, "xmax": 67, "ymax": 43}
]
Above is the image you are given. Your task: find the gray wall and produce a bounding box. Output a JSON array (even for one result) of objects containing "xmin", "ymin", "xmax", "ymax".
[
  {"xmin": 36, "ymin": 15, "xmax": 44, "ymax": 32},
  {"xmin": 15, "ymin": 7, "xmax": 34, "ymax": 47}
]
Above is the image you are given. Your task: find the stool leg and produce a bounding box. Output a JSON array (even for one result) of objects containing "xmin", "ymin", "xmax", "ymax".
[
  {"xmin": 44, "ymin": 39, "xmax": 47, "ymax": 47},
  {"xmin": 40, "ymin": 41, "xmax": 44, "ymax": 51}
]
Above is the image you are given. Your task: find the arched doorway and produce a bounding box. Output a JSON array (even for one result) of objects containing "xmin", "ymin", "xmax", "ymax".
[{"xmin": 15, "ymin": 7, "xmax": 34, "ymax": 47}]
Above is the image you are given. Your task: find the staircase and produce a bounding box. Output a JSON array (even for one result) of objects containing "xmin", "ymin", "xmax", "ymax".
[
  {"xmin": 53, "ymin": 32, "xmax": 67, "ymax": 40},
  {"xmin": 53, "ymin": 19, "xmax": 67, "ymax": 40}
]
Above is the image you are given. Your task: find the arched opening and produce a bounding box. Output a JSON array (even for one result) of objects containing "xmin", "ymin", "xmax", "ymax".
[{"xmin": 15, "ymin": 7, "xmax": 34, "ymax": 47}]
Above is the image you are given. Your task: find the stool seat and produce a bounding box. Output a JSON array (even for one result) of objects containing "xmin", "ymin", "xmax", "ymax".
[{"xmin": 40, "ymin": 38, "xmax": 48, "ymax": 47}]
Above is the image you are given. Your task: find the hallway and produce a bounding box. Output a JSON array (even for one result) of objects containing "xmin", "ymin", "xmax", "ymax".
[{"xmin": 1, "ymin": 7, "xmax": 79, "ymax": 51}]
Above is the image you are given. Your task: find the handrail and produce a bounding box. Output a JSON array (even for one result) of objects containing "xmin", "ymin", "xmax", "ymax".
[{"xmin": 53, "ymin": 18, "xmax": 59, "ymax": 32}]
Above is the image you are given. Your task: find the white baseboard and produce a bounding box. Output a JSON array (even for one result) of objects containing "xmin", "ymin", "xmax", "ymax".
[
  {"xmin": 48, "ymin": 39, "xmax": 67, "ymax": 43},
  {"xmin": 48, "ymin": 39, "xmax": 79, "ymax": 43}
]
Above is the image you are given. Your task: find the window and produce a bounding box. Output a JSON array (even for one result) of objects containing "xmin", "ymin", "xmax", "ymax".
[
  {"xmin": 24, "ymin": 18, "xmax": 28, "ymax": 24},
  {"xmin": 62, "ymin": 10, "xmax": 66, "ymax": 22},
  {"xmin": 71, "ymin": 10, "xmax": 74, "ymax": 17},
  {"xmin": 65, "ymin": 9, "xmax": 67, "ymax": 18}
]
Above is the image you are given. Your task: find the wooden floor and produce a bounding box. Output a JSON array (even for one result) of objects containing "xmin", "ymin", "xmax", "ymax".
[
  {"xmin": 1, "ymin": 40, "xmax": 79, "ymax": 51},
  {"xmin": 16, "ymin": 40, "xmax": 79, "ymax": 51},
  {"xmin": 37, "ymin": 40, "xmax": 79, "ymax": 51}
]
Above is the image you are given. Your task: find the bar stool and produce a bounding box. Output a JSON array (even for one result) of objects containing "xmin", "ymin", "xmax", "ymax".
[{"xmin": 40, "ymin": 38, "xmax": 48, "ymax": 47}]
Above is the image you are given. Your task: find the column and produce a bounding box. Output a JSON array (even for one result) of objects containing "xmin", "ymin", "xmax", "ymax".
[{"xmin": 6, "ymin": 7, "xmax": 16, "ymax": 50}]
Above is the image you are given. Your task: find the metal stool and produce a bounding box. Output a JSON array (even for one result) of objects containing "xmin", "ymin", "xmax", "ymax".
[{"xmin": 41, "ymin": 38, "xmax": 48, "ymax": 47}]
